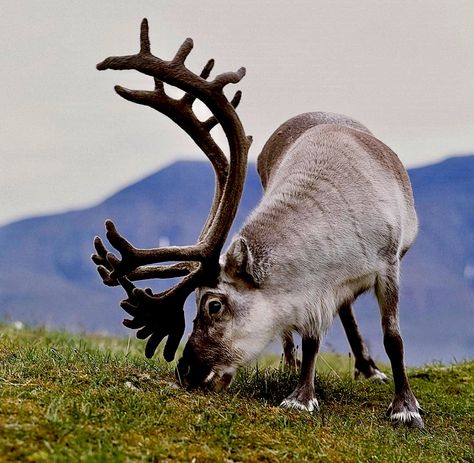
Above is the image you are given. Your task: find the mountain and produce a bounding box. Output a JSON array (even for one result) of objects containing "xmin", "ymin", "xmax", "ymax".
[
  {"xmin": 1, "ymin": 156, "xmax": 473, "ymax": 365},
  {"xmin": 0, "ymin": 161, "xmax": 262, "ymax": 338}
]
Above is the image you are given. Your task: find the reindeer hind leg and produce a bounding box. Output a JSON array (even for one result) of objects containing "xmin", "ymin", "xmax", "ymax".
[
  {"xmin": 339, "ymin": 302, "xmax": 388, "ymax": 383},
  {"xmin": 376, "ymin": 263, "xmax": 424, "ymax": 428}
]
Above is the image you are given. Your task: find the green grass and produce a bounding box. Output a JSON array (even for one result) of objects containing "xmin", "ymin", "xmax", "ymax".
[{"xmin": 0, "ymin": 324, "xmax": 472, "ymax": 462}]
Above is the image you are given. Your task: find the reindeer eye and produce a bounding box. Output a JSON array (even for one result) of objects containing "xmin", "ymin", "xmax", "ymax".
[{"xmin": 208, "ymin": 299, "xmax": 222, "ymax": 315}]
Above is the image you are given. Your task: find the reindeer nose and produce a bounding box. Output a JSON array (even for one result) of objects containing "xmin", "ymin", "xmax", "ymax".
[{"xmin": 175, "ymin": 345, "xmax": 212, "ymax": 389}]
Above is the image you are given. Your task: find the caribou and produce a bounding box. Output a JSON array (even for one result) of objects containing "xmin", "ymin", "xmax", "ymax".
[{"xmin": 92, "ymin": 19, "xmax": 424, "ymax": 428}]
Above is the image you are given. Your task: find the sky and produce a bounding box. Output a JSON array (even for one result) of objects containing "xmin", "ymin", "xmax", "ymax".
[{"xmin": 1, "ymin": 1, "xmax": 473, "ymax": 226}]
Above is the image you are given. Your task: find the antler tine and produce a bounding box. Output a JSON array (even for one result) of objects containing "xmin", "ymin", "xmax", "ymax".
[
  {"xmin": 212, "ymin": 67, "xmax": 246, "ymax": 90},
  {"xmin": 172, "ymin": 37, "xmax": 194, "ymax": 65},
  {"xmin": 93, "ymin": 236, "xmax": 194, "ymax": 286},
  {"xmin": 96, "ymin": 262, "xmax": 194, "ymax": 287},
  {"xmin": 92, "ymin": 235, "xmax": 140, "ymax": 303},
  {"xmin": 181, "ymin": 59, "xmax": 215, "ymax": 106},
  {"xmin": 203, "ymin": 90, "xmax": 242, "ymax": 132},
  {"xmin": 200, "ymin": 58, "xmax": 215, "ymax": 79},
  {"xmin": 103, "ymin": 219, "xmax": 207, "ymax": 277},
  {"xmin": 140, "ymin": 18, "xmax": 151, "ymax": 55}
]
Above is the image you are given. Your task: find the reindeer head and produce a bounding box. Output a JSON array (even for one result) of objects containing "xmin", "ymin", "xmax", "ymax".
[
  {"xmin": 176, "ymin": 237, "xmax": 280, "ymax": 390},
  {"xmin": 92, "ymin": 19, "xmax": 258, "ymax": 388}
]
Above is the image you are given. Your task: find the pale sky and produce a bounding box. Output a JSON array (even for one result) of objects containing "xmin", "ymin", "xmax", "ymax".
[{"xmin": 1, "ymin": 1, "xmax": 473, "ymax": 226}]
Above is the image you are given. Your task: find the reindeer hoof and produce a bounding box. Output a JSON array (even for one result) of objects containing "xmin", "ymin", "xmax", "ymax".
[
  {"xmin": 280, "ymin": 397, "xmax": 319, "ymax": 412},
  {"xmin": 355, "ymin": 365, "xmax": 389, "ymax": 384},
  {"xmin": 363, "ymin": 368, "xmax": 389, "ymax": 384},
  {"xmin": 387, "ymin": 400, "xmax": 424, "ymax": 429},
  {"xmin": 370, "ymin": 369, "xmax": 389, "ymax": 383}
]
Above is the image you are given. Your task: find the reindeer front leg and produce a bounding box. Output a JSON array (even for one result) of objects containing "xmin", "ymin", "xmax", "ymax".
[
  {"xmin": 376, "ymin": 265, "xmax": 424, "ymax": 428},
  {"xmin": 280, "ymin": 336, "xmax": 320, "ymax": 412}
]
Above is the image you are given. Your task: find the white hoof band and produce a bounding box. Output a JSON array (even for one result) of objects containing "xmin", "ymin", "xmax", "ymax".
[
  {"xmin": 370, "ymin": 369, "xmax": 389, "ymax": 383},
  {"xmin": 390, "ymin": 410, "xmax": 422, "ymax": 423},
  {"xmin": 204, "ymin": 371, "xmax": 216, "ymax": 383},
  {"xmin": 280, "ymin": 398, "xmax": 319, "ymax": 412}
]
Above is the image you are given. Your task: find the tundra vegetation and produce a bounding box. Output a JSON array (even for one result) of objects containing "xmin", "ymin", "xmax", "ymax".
[{"xmin": 0, "ymin": 324, "xmax": 472, "ymax": 462}]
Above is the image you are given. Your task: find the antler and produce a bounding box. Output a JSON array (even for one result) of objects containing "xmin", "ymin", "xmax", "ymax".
[{"xmin": 92, "ymin": 19, "xmax": 251, "ymax": 361}]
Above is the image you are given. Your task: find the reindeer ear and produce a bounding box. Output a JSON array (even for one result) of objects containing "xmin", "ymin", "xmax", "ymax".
[{"xmin": 224, "ymin": 237, "xmax": 264, "ymax": 285}]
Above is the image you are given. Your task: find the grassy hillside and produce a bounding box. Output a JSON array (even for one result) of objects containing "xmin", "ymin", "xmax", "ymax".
[{"xmin": 0, "ymin": 324, "xmax": 472, "ymax": 462}]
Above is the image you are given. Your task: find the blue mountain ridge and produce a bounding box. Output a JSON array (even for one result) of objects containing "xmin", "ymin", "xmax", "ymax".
[{"xmin": 1, "ymin": 156, "xmax": 473, "ymax": 365}]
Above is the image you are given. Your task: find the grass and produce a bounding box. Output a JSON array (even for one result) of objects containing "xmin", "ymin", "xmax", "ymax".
[{"xmin": 0, "ymin": 323, "xmax": 472, "ymax": 462}]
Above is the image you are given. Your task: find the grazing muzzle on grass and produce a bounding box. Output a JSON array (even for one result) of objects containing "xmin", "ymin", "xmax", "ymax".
[{"xmin": 175, "ymin": 342, "xmax": 236, "ymax": 392}]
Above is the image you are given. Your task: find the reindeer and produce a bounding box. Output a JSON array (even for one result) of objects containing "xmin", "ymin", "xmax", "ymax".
[{"xmin": 92, "ymin": 19, "xmax": 423, "ymax": 428}]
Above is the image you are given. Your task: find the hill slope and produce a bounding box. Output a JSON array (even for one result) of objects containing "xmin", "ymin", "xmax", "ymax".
[
  {"xmin": 0, "ymin": 324, "xmax": 472, "ymax": 462},
  {"xmin": 0, "ymin": 156, "xmax": 473, "ymax": 365}
]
